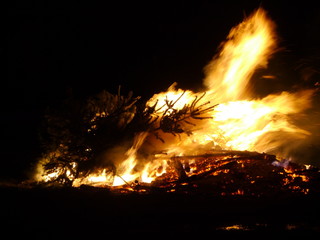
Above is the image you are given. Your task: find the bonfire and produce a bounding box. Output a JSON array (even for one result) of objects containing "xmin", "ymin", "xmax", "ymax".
[{"xmin": 32, "ymin": 8, "xmax": 320, "ymax": 196}]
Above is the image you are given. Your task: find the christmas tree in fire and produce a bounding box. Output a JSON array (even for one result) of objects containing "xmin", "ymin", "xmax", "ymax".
[{"xmin": 33, "ymin": 8, "xmax": 318, "ymax": 193}]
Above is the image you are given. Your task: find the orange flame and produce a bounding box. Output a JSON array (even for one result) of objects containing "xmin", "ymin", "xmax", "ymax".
[
  {"xmin": 38, "ymin": 8, "xmax": 315, "ymax": 187},
  {"xmin": 204, "ymin": 8, "xmax": 277, "ymax": 102}
]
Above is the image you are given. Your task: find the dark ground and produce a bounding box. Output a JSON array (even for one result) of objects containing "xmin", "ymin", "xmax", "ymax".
[{"xmin": 2, "ymin": 186, "xmax": 320, "ymax": 237}]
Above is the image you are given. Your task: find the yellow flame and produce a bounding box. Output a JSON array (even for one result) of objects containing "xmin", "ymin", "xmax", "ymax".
[
  {"xmin": 135, "ymin": 8, "xmax": 313, "ymax": 182},
  {"xmin": 204, "ymin": 8, "xmax": 277, "ymax": 102},
  {"xmin": 144, "ymin": 8, "xmax": 313, "ymax": 157},
  {"xmin": 210, "ymin": 90, "xmax": 313, "ymax": 152},
  {"xmin": 39, "ymin": 8, "xmax": 315, "ymax": 187}
]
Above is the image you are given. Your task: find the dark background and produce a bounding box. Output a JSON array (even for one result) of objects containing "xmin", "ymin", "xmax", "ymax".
[{"xmin": 4, "ymin": 1, "xmax": 320, "ymax": 181}]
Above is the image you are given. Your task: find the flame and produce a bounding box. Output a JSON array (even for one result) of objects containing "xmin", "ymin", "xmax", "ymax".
[
  {"xmin": 210, "ymin": 90, "xmax": 313, "ymax": 152},
  {"xmin": 38, "ymin": 8, "xmax": 315, "ymax": 187},
  {"xmin": 143, "ymin": 8, "xmax": 312, "ymax": 156},
  {"xmin": 204, "ymin": 8, "xmax": 277, "ymax": 102}
]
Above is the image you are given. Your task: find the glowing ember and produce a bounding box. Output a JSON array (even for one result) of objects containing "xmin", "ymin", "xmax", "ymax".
[{"xmin": 34, "ymin": 8, "xmax": 317, "ymax": 192}]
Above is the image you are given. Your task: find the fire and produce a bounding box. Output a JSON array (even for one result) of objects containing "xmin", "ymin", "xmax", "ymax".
[
  {"xmin": 203, "ymin": 8, "xmax": 277, "ymax": 102},
  {"xmin": 210, "ymin": 90, "xmax": 313, "ymax": 152},
  {"xmin": 36, "ymin": 8, "xmax": 316, "ymax": 189},
  {"xmin": 144, "ymin": 8, "xmax": 313, "ymax": 158}
]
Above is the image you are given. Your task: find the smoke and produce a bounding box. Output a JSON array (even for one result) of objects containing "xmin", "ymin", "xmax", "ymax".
[
  {"xmin": 94, "ymin": 144, "xmax": 131, "ymax": 169},
  {"xmin": 288, "ymin": 97, "xmax": 320, "ymax": 166},
  {"xmin": 258, "ymin": 59, "xmax": 320, "ymax": 166}
]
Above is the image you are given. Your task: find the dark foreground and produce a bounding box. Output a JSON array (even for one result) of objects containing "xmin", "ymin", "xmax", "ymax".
[{"xmin": 2, "ymin": 186, "xmax": 320, "ymax": 238}]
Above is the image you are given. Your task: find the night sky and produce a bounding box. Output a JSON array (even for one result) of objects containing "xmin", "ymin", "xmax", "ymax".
[{"xmin": 4, "ymin": 1, "xmax": 320, "ymax": 181}]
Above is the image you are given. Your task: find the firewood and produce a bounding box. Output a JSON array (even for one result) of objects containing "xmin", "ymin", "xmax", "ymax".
[{"xmin": 171, "ymin": 157, "xmax": 188, "ymax": 180}]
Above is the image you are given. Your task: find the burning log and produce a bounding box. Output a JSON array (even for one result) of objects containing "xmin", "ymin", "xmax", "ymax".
[
  {"xmin": 170, "ymin": 150, "xmax": 276, "ymax": 161},
  {"xmin": 129, "ymin": 150, "xmax": 319, "ymax": 197},
  {"xmin": 168, "ymin": 151, "xmax": 273, "ymax": 181}
]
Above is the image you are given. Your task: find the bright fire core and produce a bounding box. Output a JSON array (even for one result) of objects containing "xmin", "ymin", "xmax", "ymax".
[{"xmin": 36, "ymin": 8, "xmax": 315, "ymax": 187}]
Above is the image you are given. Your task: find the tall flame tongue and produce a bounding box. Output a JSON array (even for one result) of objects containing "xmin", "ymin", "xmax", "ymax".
[
  {"xmin": 203, "ymin": 8, "xmax": 277, "ymax": 102},
  {"xmin": 52, "ymin": 8, "xmax": 315, "ymax": 187},
  {"xmin": 146, "ymin": 8, "xmax": 313, "ymax": 156}
]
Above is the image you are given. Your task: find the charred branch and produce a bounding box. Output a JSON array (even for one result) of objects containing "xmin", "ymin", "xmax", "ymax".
[
  {"xmin": 148, "ymin": 91, "xmax": 218, "ymax": 136},
  {"xmin": 171, "ymin": 157, "xmax": 188, "ymax": 180},
  {"xmin": 169, "ymin": 150, "xmax": 275, "ymax": 160}
]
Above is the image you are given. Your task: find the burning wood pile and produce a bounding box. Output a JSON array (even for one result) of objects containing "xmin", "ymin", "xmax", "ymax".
[
  {"xmin": 32, "ymin": 84, "xmax": 320, "ymax": 196},
  {"xmin": 31, "ymin": 8, "xmax": 320, "ymax": 197},
  {"xmin": 138, "ymin": 151, "xmax": 320, "ymax": 196}
]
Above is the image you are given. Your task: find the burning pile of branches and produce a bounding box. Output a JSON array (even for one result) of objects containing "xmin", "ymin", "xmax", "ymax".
[
  {"xmin": 31, "ymin": 8, "xmax": 320, "ymax": 197},
  {"xmin": 33, "ymin": 87, "xmax": 320, "ymax": 197},
  {"xmin": 144, "ymin": 90, "xmax": 217, "ymax": 141},
  {"xmin": 140, "ymin": 151, "xmax": 320, "ymax": 196},
  {"xmin": 35, "ymin": 87, "xmax": 217, "ymax": 186}
]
